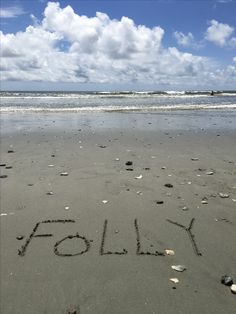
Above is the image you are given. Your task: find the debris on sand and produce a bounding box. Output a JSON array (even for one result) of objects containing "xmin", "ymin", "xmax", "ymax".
[
  {"xmin": 165, "ymin": 249, "xmax": 175, "ymax": 256},
  {"xmin": 0, "ymin": 175, "xmax": 8, "ymax": 178},
  {"xmin": 125, "ymin": 161, "xmax": 133, "ymax": 166},
  {"xmin": 206, "ymin": 171, "xmax": 214, "ymax": 175},
  {"xmin": 191, "ymin": 157, "xmax": 199, "ymax": 161},
  {"xmin": 60, "ymin": 172, "xmax": 69, "ymax": 176},
  {"xmin": 221, "ymin": 275, "xmax": 233, "ymax": 286},
  {"xmin": 135, "ymin": 175, "xmax": 143, "ymax": 179},
  {"xmin": 16, "ymin": 236, "xmax": 24, "ymax": 240},
  {"xmin": 7, "ymin": 150, "xmax": 15, "ymax": 153},
  {"xmin": 46, "ymin": 191, "xmax": 54, "ymax": 195},
  {"xmin": 102, "ymin": 200, "xmax": 108, "ymax": 204},
  {"xmin": 170, "ymin": 278, "xmax": 179, "ymax": 284},
  {"xmin": 0, "ymin": 164, "xmax": 6, "ymax": 167},
  {"xmin": 171, "ymin": 265, "xmax": 186, "ymax": 272},
  {"xmin": 164, "ymin": 183, "xmax": 173, "ymax": 188},
  {"xmin": 219, "ymin": 193, "xmax": 229, "ymax": 198},
  {"xmin": 231, "ymin": 284, "xmax": 236, "ymax": 294},
  {"xmin": 156, "ymin": 200, "xmax": 164, "ymax": 204}
]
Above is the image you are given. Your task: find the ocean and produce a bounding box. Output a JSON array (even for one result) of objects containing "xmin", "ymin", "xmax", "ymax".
[{"xmin": 1, "ymin": 91, "xmax": 236, "ymax": 112}]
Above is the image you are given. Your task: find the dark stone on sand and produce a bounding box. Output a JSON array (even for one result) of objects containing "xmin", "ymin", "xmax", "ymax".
[
  {"xmin": 28, "ymin": 183, "xmax": 34, "ymax": 186},
  {"xmin": 125, "ymin": 161, "xmax": 133, "ymax": 166},
  {"xmin": 144, "ymin": 167, "xmax": 150, "ymax": 170},
  {"xmin": 8, "ymin": 150, "xmax": 14, "ymax": 153},
  {"xmin": 99, "ymin": 145, "xmax": 107, "ymax": 148},
  {"xmin": 0, "ymin": 175, "xmax": 8, "ymax": 178},
  {"xmin": 51, "ymin": 154, "xmax": 55, "ymax": 157},
  {"xmin": 5, "ymin": 166, "xmax": 13, "ymax": 169},
  {"xmin": 16, "ymin": 236, "xmax": 24, "ymax": 240},
  {"xmin": 156, "ymin": 200, "xmax": 164, "ymax": 204},
  {"xmin": 221, "ymin": 275, "xmax": 233, "ymax": 286},
  {"xmin": 126, "ymin": 168, "xmax": 133, "ymax": 171},
  {"xmin": 165, "ymin": 183, "xmax": 173, "ymax": 188},
  {"xmin": 0, "ymin": 164, "xmax": 6, "ymax": 167}
]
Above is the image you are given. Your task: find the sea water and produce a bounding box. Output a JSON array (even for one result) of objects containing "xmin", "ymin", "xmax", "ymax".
[{"xmin": 1, "ymin": 91, "xmax": 236, "ymax": 112}]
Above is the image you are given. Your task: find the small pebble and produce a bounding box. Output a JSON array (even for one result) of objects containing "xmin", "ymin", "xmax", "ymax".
[
  {"xmin": 0, "ymin": 175, "xmax": 8, "ymax": 179},
  {"xmin": 191, "ymin": 157, "xmax": 199, "ymax": 161},
  {"xmin": 47, "ymin": 191, "xmax": 54, "ymax": 195},
  {"xmin": 181, "ymin": 206, "xmax": 189, "ymax": 211},
  {"xmin": 0, "ymin": 164, "xmax": 6, "ymax": 167},
  {"xmin": 7, "ymin": 150, "xmax": 14, "ymax": 153},
  {"xmin": 165, "ymin": 183, "xmax": 173, "ymax": 188},
  {"xmin": 102, "ymin": 200, "xmax": 108, "ymax": 204},
  {"xmin": 16, "ymin": 236, "xmax": 24, "ymax": 240},
  {"xmin": 156, "ymin": 200, "xmax": 164, "ymax": 204},
  {"xmin": 201, "ymin": 200, "xmax": 208, "ymax": 204},
  {"xmin": 64, "ymin": 206, "xmax": 70, "ymax": 210},
  {"xmin": 5, "ymin": 166, "xmax": 13, "ymax": 169},
  {"xmin": 135, "ymin": 175, "xmax": 143, "ymax": 179}
]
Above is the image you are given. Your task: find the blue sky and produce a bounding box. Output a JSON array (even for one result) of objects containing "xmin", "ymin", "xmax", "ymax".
[{"xmin": 1, "ymin": 0, "xmax": 236, "ymax": 91}]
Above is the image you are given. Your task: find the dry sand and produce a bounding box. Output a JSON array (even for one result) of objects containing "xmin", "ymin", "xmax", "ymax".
[{"xmin": 0, "ymin": 111, "xmax": 236, "ymax": 313}]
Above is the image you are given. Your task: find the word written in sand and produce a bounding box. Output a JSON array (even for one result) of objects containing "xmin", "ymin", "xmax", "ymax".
[{"xmin": 18, "ymin": 218, "xmax": 202, "ymax": 257}]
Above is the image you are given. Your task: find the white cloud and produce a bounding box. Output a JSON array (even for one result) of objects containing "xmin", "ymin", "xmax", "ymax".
[
  {"xmin": 233, "ymin": 57, "xmax": 236, "ymax": 62},
  {"xmin": 0, "ymin": 6, "xmax": 25, "ymax": 18},
  {"xmin": 205, "ymin": 20, "xmax": 234, "ymax": 46},
  {"xmin": 1, "ymin": 2, "xmax": 236, "ymax": 88},
  {"xmin": 229, "ymin": 37, "xmax": 236, "ymax": 47},
  {"xmin": 173, "ymin": 31, "xmax": 195, "ymax": 47},
  {"xmin": 173, "ymin": 31, "xmax": 202, "ymax": 49}
]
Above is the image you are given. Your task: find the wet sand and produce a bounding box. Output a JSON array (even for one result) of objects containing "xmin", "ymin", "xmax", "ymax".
[{"xmin": 1, "ymin": 111, "xmax": 236, "ymax": 314}]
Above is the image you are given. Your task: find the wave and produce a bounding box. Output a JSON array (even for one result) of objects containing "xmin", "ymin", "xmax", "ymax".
[
  {"xmin": 1, "ymin": 90, "xmax": 236, "ymax": 98},
  {"xmin": 1, "ymin": 104, "xmax": 236, "ymax": 113}
]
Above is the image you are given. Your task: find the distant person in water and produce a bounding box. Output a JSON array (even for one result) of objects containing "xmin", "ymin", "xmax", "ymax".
[{"xmin": 210, "ymin": 90, "xmax": 214, "ymax": 96}]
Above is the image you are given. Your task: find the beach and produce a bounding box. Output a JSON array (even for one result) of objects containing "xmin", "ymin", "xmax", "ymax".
[{"xmin": 0, "ymin": 110, "xmax": 236, "ymax": 314}]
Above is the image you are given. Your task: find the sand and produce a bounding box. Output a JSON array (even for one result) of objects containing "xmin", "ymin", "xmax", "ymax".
[{"xmin": 0, "ymin": 111, "xmax": 236, "ymax": 314}]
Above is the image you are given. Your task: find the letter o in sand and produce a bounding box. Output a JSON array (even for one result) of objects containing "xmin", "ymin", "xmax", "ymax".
[{"xmin": 54, "ymin": 233, "xmax": 91, "ymax": 256}]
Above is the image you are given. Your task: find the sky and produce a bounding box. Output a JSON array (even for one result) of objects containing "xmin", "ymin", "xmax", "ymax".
[{"xmin": 0, "ymin": 0, "xmax": 236, "ymax": 91}]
